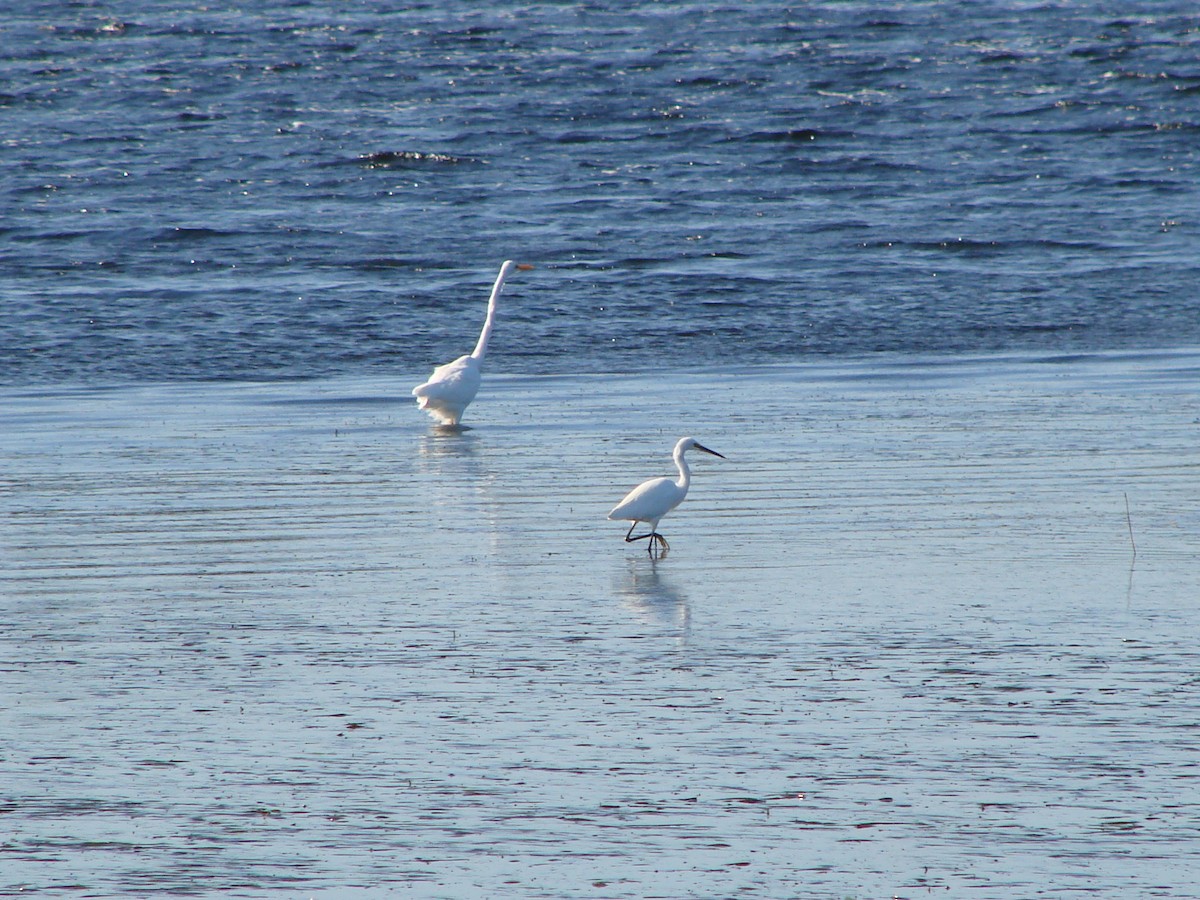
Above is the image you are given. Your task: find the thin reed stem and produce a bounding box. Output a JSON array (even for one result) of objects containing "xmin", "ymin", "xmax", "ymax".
[{"xmin": 1124, "ymin": 492, "xmax": 1137, "ymax": 559}]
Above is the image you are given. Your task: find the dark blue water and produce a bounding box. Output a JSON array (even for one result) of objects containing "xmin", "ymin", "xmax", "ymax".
[{"xmin": 3, "ymin": 1, "xmax": 1198, "ymax": 385}]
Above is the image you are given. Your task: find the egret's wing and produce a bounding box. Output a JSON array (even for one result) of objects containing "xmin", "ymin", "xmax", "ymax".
[
  {"xmin": 608, "ymin": 476, "xmax": 678, "ymax": 520},
  {"xmin": 412, "ymin": 356, "xmax": 480, "ymax": 402}
]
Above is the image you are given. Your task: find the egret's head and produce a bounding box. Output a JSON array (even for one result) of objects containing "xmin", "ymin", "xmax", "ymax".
[{"xmin": 678, "ymin": 436, "xmax": 726, "ymax": 459}]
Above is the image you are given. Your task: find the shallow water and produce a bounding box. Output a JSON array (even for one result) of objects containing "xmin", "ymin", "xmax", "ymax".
[{"xmin": 3, "ymin": 351, "xmax": 1198, "ymax": 897}]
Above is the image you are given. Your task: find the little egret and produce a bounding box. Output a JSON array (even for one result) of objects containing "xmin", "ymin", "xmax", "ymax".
[
  {"xmin": 412, "ymin": 260, "xmax": 534, "ymax": 426},
  {"xmin": 608, "ymin": 436, "xmax": 726, "ymax": 554}
]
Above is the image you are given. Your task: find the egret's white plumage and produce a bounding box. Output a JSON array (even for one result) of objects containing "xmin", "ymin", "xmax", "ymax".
[
  {"xmin": 608, "ymin": 436, "xmax": 726, "ymax": 553},
  {"xmin": 412, "ymin": 260, "xmax": 533, "ymax": 426}
]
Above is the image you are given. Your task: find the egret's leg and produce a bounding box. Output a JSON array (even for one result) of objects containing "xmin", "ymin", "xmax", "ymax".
[
  {"xmin": 645, "ymin": 533, "xmax": 669, "ymax": 556},
  {"xmin": 624, "ymin": 521, "xmax": 657, "ymax": 544}
]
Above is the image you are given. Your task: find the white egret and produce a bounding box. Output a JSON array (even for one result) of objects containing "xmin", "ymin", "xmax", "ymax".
[
  {"xmin": 608, "ymin": 437, "xmax": 726, "ymax": 554},
  {"xmin": 412, "ymin": 260, "xmax": 534, "ymax": 426}
]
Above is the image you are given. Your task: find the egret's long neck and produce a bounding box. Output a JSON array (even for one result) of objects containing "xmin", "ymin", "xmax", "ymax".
[
  {"xmin": 471, "ymin": 264, "xmax": 512, "ymax": 361},
  {"xmin": 674, "ymin": 448, "xmax": 692, "ymax": 490},
  {"xmin": 471, "ymin": 296, "xmax": 498, "ymax": 360}
]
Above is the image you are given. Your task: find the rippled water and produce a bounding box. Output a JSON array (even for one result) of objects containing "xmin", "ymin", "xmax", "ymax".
[
  {"xmin": 3, "ymin": 351, "xmax": 1199, "ymax": 897},
  {"xmin": 3, "ymin": 1, "xmax": 1200, "ymax": 384},
  {"xmin": 4, "ymin": 2, "xmax": 1199, "ymax": 895}
]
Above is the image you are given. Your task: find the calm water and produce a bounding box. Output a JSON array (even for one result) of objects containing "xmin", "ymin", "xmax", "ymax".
[
  {"xmin": 2, "ymin": 1, "xmax": 1199, "ymax": 384},
  {"xmin": 3, "ymin": 353, "xmax": 1200, "ymax": 897}
]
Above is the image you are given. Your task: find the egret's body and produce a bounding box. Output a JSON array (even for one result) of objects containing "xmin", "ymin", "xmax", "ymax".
[
  {"xmin": 412, "ymin": 260, "xmax": 532, "ymax": 426},
  {"xmin": 608, "ymin": 437, "xmax": 726, "ymax": 553}
]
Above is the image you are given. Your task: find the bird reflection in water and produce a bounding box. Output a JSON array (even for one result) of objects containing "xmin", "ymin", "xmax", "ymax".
[
  {"xmin": 616, "ymin": 556, "xmax": 690, "ymax": 638},
  {"xmin": 417, "ymin": 427, "xmax": 480, "ymax": 462},
  {"xmin": 414, "ymin": 428, "xmax": 504, "ymax": 550},
  {"xmin": 415, "ymin": 428, "xmax": 494, "ymax": 498}
]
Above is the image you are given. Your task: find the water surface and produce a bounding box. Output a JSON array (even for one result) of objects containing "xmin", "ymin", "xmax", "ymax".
[
  {"xmin": 3, "ymin": 1, "xmax": 1199, "ymax": 383},
  {"xmin": 3, "ymin": 352, "xmax": 1198, "ymax": 897}
]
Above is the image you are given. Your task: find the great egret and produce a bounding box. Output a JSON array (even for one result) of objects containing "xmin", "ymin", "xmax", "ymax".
[
  {"xmin": 412, "ymin": 260, "xmax": 534, "ymax": 426},
  {"xmin": 608, "ymin": 437, "xmax": 726, "ymax": 554}
]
